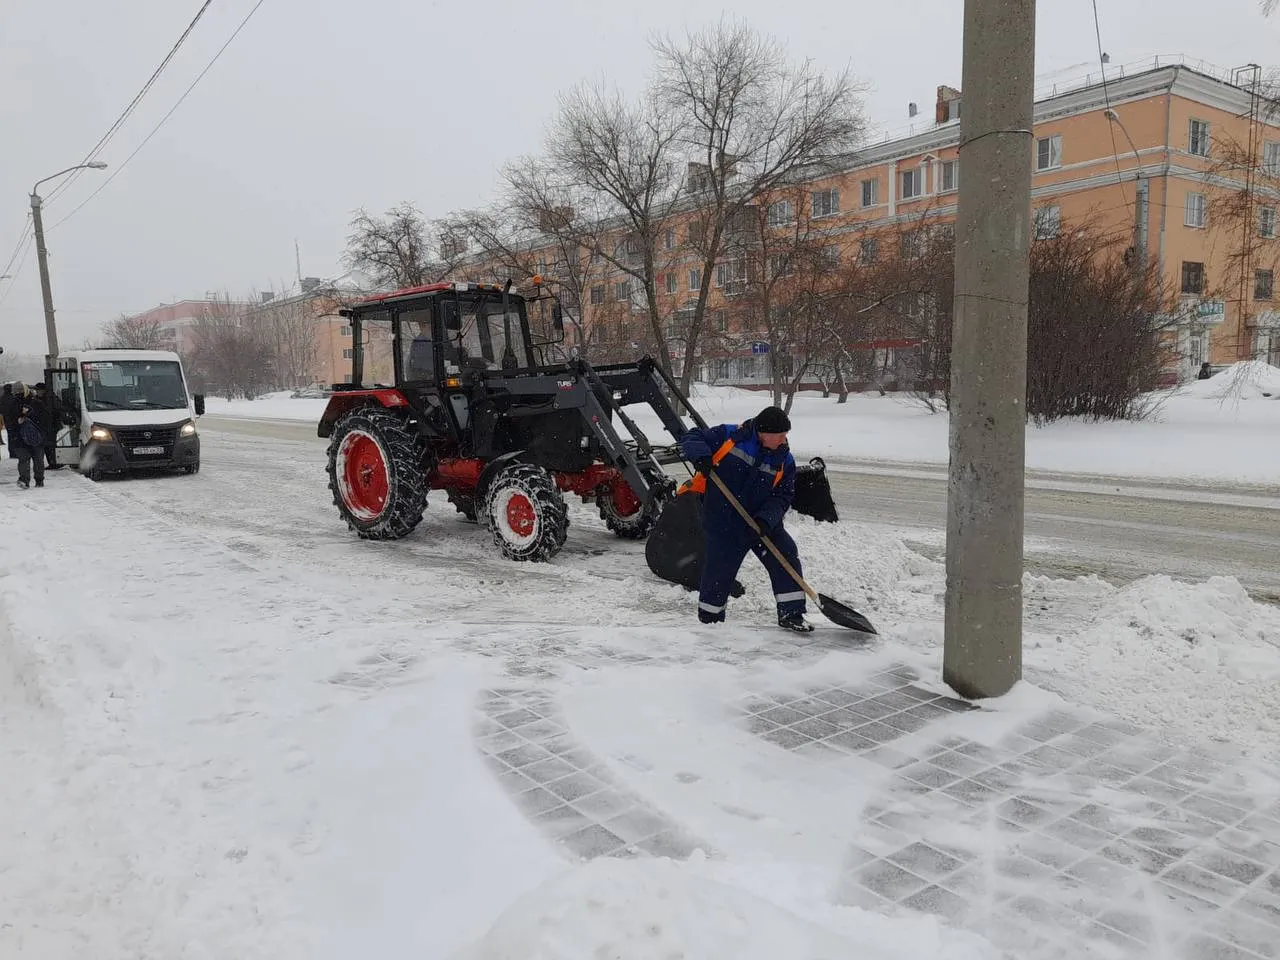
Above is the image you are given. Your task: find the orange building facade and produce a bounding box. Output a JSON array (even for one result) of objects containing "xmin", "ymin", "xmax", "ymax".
[{"xmin": 501, "ymin": 59, "xmax": 1280, "ymax": 387}]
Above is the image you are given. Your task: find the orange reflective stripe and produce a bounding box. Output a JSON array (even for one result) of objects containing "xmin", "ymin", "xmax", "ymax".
[
  {"xmin": 773, "ymin": 467, "xmax": 784, "ymax": 488},
  {"xmin": 710, "ymin": 438, "xmax": 736, "ymax": 465}
]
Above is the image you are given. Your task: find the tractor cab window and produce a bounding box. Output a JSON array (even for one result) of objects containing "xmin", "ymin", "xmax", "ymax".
[
  {"xmin": 359, "ymin": 310, "xmax": 395, "ymax": 385},
  {"xmin": 398, "ymin": 308, "xmax": 436, "ymax": 382},
  {"xmin": 442, "ymin": 295, "xmax": 530, "ymax": 373}
]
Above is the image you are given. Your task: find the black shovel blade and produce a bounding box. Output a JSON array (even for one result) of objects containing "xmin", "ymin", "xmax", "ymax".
[{"xmin": 818, "ymin": 593, "xmax": 878, "ymax": 635}]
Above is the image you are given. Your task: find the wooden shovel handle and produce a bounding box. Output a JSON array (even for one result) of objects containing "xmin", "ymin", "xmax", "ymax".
[{"xmin": 705, "ymin": 468, "xmax": 818, "ymax": 603}]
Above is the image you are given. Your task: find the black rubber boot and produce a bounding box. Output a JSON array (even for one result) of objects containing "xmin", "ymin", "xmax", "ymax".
[{"xmin": 778, "ymin": 612, "xmax": 815, "ymax": 633}]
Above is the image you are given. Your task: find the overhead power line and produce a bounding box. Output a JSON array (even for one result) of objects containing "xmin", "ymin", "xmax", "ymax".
[
  {"xmin": 45, "ymin": 0, "xmax": 218, "ymax": 207},
  {"xmin": 50, "ymin": 0, "xmax": 268, "ymax": 231}
]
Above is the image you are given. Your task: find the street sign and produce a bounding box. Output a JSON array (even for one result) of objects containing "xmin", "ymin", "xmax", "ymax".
[
  {"xmin": 1194, "ymin": 300, "xmax": 1226, "ymax": 322},
  {"xmin": 750, "ymin": 341, "xmax": 770, "ymax": 355}
]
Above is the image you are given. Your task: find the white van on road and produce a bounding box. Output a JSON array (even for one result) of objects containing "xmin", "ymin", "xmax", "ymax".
[{"xmin": 47, "ymin": 349, "xmax": 205, "ymax": 480}]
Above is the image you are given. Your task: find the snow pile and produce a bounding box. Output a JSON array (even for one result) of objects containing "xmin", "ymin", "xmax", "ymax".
[
  {"xmin": 204, "ymin": 394, "xmax": 329, "ymax": 421},
  {"xmin": 1178, "ymin": 360, "xmax": 1280, "ymax": 400},
  {"xmin": 1030, "ymin": 574, "xmax": 1280, "ymax": 754},
  {"xmin": 452, "ymin": 856, "xmax": 998, "ymax": 960}
]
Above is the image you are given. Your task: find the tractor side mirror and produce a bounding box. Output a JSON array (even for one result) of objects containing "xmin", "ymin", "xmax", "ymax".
[
  {"xmin": 552, "ymin": 305, "xmax": 565, "ymax": 335},
  {"xmin": 193, "ymin": 394, "xmax": 206, "ymax": 416}
]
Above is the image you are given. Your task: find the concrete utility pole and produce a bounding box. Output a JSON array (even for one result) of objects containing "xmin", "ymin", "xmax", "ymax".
[
  {"xmin": 29, "ymin": 162, "xmax": 108, "ymax": 366},
  {"xmin": 944, "ymin": 0, "xmax": 1036, "ymax": 699}
]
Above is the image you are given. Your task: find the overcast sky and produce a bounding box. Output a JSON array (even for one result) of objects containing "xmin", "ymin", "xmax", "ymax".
[{"xmin": 1, "ymin": 0, "xmax": 1277, "ymax": 355}]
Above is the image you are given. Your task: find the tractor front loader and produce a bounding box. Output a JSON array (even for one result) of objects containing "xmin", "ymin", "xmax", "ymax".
[{"xmin": 316, "ymin": 279, "xmax": 703, "ymax": 562}]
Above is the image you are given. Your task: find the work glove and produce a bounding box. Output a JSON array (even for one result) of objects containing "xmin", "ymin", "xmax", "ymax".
[
  {"xmin": 693, "ymin": 456, "xmax": 714, "ymax": 475},
  {"xmin": 750, "ymin": 515, "xmax": 774, "ymax": 542}
]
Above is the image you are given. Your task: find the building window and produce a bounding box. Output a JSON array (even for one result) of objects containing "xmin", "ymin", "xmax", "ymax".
[
  {"xmin": 899, "ymin": 231, "xmax": 922, "ymax": 258},
  {"xmin": 939, "ymin": 159, "xmax": 959, "ymax": 193},
  {"xmin": 614, "ymin": 280, "xmax": 631, "ymax": 301},
  {"xmin": 1264, "ymin": 141, "xmax": 1280, "ymax": 177},
  {"xmin": 859, "ymin": 238, "xmax": 879, "ymax": 265},
  {"xmin": 1188, "ymin": 119, "xmax": 1211, "ymax": 157},
  {"xmin": 1256, "ymin": 269, "xmax": 1274, "ymax": 301},
  {"xmin": 818, "ymin": 246, "xmax": 841, "ymax": 271},
  {"xmin": 688, "ymin": 268, "xmax": 702, "ymax": 291},
  {"xmin": 860, "ymin": 179, "xmax": 877, "ymax": 207},
  {"xmin": 900, "ymin": 168, "xmax": 923, "ymax": 200},
  {"xmin": 339, "ymin": 324, "xmax": 351, "ymax": 336},
  {"xmin": 664, "ymin": 228, "xmax": 676, "ymax": 250},
  {"xmin": 1035, "ymin": 135, "xmax": 1062, "ymax": 171},
  {"xmin": 342, "ymin": 348, "xmax": 354, "ymax": 359},
  {"xmin": 665, "ymin": 273, "xmax": 677, "ymax": 294},
  {"xmin": 590, "ymin": 285, "xmax": 605, "ymax": 305},
  {"xmin": 1181, "ymin": 261, "xmax": 1205, "ymax": 295},
  {"xmin": 1034, "ymin": 206, "xmax": 1061, "ymax": 240},
  {"xmin": 1261, "ymin": 206, "xmax": 1277, "ymax": 239},
  {"xmin": 768, "ymin": 254, "xmax": 794, "ymax": 279},
  {"xmin": 767, "ymin": 200, "xmax": 793, "ymax": 225},
  {"xmin": 1185, "ymin": 192, "xmax": 1207, "ymax": 229},
  {"xmin": 811, "ymin": 188, "xmax": 839, "ymax": 218},
  {"xmin": 715, "ymin": 259, "xmax": 747, "ymax": 294}
]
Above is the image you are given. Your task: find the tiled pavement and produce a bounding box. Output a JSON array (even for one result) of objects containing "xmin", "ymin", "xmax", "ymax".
[{"xmin": 474, "ymin": 658, "xmax": 1280, "ymax": 960}]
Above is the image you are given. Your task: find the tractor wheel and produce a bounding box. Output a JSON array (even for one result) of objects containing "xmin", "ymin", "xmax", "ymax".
[
  {"xmin": 327, "ymin": 407, "xmax": 429, "ymax": 540},
  {"xmin": 482, "ymin": 462, "xmax": 568, "ymax": 562},
  {"xmin": 596, "ymin": 477, "xmax": 660, "ymax": 540}
]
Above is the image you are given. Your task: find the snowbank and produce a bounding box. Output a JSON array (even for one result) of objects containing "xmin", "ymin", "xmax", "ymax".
[
  {"xmin": 205, "ymin": 394, "xmax": 328, "ymax": 421},
  {"xmin": 452, "ymin": 856, "xmax": 997, "ymax": 960},
  {"xmin": 1027, "ymin": 575, "xmax": 1280, "ymax": 754},
  {"xmin": 1176, "ymin": 359, "xmax": 1280, "ymax": 400}
]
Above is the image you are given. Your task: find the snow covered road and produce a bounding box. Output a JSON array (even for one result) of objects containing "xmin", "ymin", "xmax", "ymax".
[{"xmin": 200, "ymin": 414, "xmax": 1280, "ymax": 602}]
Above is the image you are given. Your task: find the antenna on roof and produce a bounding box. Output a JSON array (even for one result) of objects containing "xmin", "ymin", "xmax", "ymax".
[{"xmin": 295, "ymin": 239, "xmax": 303, "ymax": 285}]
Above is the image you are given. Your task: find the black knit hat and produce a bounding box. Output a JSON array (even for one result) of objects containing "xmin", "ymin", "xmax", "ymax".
[{"xmin": 755, "ymin": 405, "xmax": 791, "ymax": 434}]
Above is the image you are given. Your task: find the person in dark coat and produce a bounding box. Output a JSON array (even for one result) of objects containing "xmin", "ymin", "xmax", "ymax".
[
  {"xmin": 8, "ymin": 383, "xmax": 46, "ymax": 488},
  {"xmin": 679, "ymin": 405, "xmax": 812, "ymax": 633},
  {"xmin": 30, "ymin": 382, "xmax": 63, "ymax": 469},
  {"xmin": 0, "ymin": 383, "xmax": 17, "ymax": 458}
]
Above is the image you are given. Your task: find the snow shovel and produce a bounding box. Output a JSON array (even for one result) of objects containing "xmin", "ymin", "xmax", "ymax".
[{"xmin": 705, "ymin": 469, "xmax": 878, "ymax": 636}]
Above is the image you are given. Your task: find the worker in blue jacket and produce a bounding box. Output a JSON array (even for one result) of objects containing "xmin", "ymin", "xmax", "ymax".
[{"xmin": 679, "ymin": 405, "xmax": 812, "ymax": 633}]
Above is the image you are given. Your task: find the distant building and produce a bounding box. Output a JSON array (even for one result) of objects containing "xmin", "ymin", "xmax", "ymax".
[
  {"xmin": 459, "ymin": 55, "xmax": 1280, "ymax": 388},
  {"xmin": 117, "ymin": 297, "xmax": 252, "ymax": 356}
]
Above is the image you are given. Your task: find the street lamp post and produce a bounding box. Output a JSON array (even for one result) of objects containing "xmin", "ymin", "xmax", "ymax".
[
  {"xmin": 30, "ymin": 162, "xmax": 108, "ymax": 365},
  {"xmin": 1104, "ymin": 109, "xmax": 1148, "ymax": 274}
]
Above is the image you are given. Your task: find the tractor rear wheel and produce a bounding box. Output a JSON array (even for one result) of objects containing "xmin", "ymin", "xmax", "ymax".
[
  {"xmin": 482, "ymin": 462, "xmax": 568, "ymax": 562},
  {"xmin": 327, "ymin": 407, "xmax": 429, "ymax": 540},
  {"xmin": 597, "ymin": 477, "xmax": 660, "ymax": 540}
]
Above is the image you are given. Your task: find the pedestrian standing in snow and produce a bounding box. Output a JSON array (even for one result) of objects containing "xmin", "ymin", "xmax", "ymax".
[
  {"xmin": 31, "ymin": 382, "xmax": 63, "ymax": 470},
  {"xmin": 9, "ymin": 383, "xmax": 46, "ymax": 489},
  {"xmin": 0, "ymin": 382, "xmax": 19, "ymax": 465},
  {"xmin": 1198, "ymin": 361, "xmax": 1213, "ymax": 380},
  {"xmin": 679, "ymin": 405, "xmax": 813, "ymax": 633}
]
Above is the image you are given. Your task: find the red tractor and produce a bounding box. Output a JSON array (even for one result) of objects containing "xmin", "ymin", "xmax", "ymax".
[{"xmin": 317, "ymin": 280, "xmax": 700, "ymax": 562}]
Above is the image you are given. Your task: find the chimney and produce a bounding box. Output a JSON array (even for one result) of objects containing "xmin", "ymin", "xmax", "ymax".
[
  {"xmin": 936, "ymin": 85, "xmax": 962, "ymax": 124},
  {"xmin": 301, "ymin": 277, "xmax": 321, "ymax": 293}
]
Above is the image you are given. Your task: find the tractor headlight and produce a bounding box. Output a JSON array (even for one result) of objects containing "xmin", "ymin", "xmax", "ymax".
[
  {"xmin": 180, "ymin": 420, "xmax": 197, "ymax": 437},
  {"xmin": 89, "ymin": 424, "xmax": 112, "ymax": 441}
]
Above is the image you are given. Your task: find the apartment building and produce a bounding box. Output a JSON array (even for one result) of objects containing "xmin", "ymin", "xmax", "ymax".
[
  {"xmin": 507, "ymin": 57, "xmax": 1280, "ymax": 388},
  {"xmin": 118, "ymin": 296, "xmax": 252, "ymax": 356}
]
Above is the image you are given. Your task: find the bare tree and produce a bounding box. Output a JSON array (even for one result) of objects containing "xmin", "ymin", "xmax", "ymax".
[
  {"xmin": 546, "ymin": 83, "xmax": 686, "ymax": 377},
  {"xmin": 244, "ymin": 288, "xmax": 322, "ymax": 390},
  {"xmin": 652, "ymin": 19, "xmax": 866, "ymax": 394},
  {"xmin": 443, "ymin": 170, "xmax": 603, "ymax": 358},
  {"xmin": 99, "ymin": 313, "xmax": 168, "ymax": 350},
  {"xmin": 344, "ymin": 202, "xmax": 467, "ymax": 290},
  {"xmin": 716, "ymin": 185, "xmax": 846, "ymax": 408},
  {"xmin": 1205, "ymin": 104, "xmax": 1280, "ymax": 362},
  {"xmin": 185, "ymin": 295, "xmax": 272, "ymax": 400}
]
